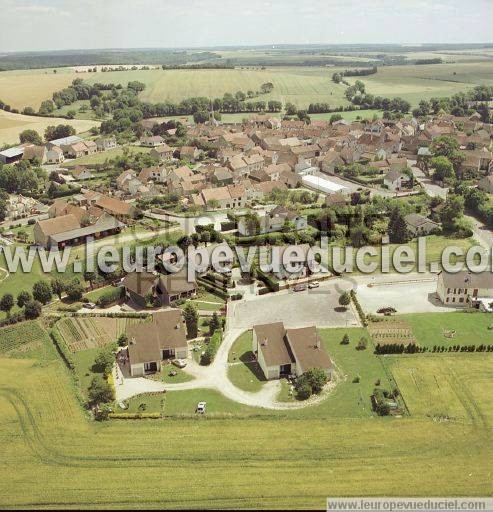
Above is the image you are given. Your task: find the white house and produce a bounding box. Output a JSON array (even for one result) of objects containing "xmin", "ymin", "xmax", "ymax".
[{"xmin": 436, "ymin": 270, "xmax": 493, "ymax": 306}]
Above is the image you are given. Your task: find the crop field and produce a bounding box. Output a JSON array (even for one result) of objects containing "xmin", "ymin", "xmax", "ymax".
[
  {"xmin": 81, "ymin": 61, "xmax": 493, "ymax": 108},
  {"xmin": 55, "ymin": 316, "xmax": 144, "ymax": 351},
  {"xmin": 391, "ymin": 355, "xmax": 493, "ymax": 425},
  {"xmin": 83, "ymin": 66, "xmax": 352, "ymax": 108},
  {"xmin": 0, "ymin": 61, "xmax": 492, "ymax": 129},
  {"xmin": 353, "ymin": 62, "xmax": 493, "ymax": 105},
  {"xmin": 0, "ymin": 348, "xmax": 492, "ymax": 508},
  {"xmin": 0, "ymin": 67, "xmax": 75, "ymax": 110},
  {"xmin": 0, "ymin": 321, "xmax": 54, "ymax": 359},
  {"xmin": 0, "ymin": 109, "xmax": 99, "ymax": 146}
]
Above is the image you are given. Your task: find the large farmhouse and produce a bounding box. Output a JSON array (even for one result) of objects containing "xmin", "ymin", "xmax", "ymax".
[
  {"xmin": 436, "ymin": 270, "xmax": 493, "ymax": 306},
  {"xmin": 252, "ymin": 322, "xmax": 333, "ymax": 380},
  {"xmin": 34, "ymin": 212, "xmax": 124, "ymax": 249}
]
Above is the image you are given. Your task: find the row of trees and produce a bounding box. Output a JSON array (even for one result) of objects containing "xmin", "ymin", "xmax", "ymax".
[{"xmin": 412, "ymin": 86, "xmax": 493, "ymax": 120}]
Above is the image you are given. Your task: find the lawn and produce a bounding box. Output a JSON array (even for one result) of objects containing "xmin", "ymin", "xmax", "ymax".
[
  {"xmin": 227, "ymin": 330, "xmax": 266, "ymax": 393},
  {"xmin": 66, "ymin": 145, "xmax": 151, "ymax": 166},
  {"xmin": 160, "ymin": 363, "xmax": 194, "ymax": 384},
  {"xmin": 285, "ymin": 327, "xmax": 395, "ymax": 417},
  {"xmin": 72, "ymin": 346, "xmax": 103, "ymax": 394},
  {"xmin": 328, "ymin": 235, "xmax": 477, "ymax": 275},
  {"xmin": 400, "ymin": 312, "xmax": 493, "ymax": 348},
  {"xmin": 0, "ymin": 354, "xmax": 491, "ymax": 508},
  {"xmin": 0, "ymin": 109, "xmax": 99, "ymax": 146},
  {"xmin": 391, "ymin": 354, "xmax": 493, "ymax": 424}
]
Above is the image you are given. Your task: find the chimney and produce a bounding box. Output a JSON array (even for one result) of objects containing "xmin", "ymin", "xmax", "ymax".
[
  {"xmin": 315, "ymin": 335, "xmax": 320, "ymax": 349},
  {"xmin": 262, "ymin": 337, "xmax": 268, "ymax": 346}
]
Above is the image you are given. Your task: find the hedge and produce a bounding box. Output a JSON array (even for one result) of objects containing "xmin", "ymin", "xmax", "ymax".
[
  {"xmin": 350, "ymin": 289, "xmax": 367, "ymax": 326},
  {"xmin": 96, "ymin": 287, "xmax": 124, "ymax": 308},
  {"xmin": 109, "ymin": 413, "xmax": 162, "ymax": 420},
  {"xmin": 50, "ymin": 324, "xmax": 76, "ymax": 371},
  {"xmin": 196, "ymin": 278, "xmax": 229, "ymax": 300},
  {"xmin": 256, "ymin": 268, "xmax": 280, "ymax": 292},
  {"xmin": 200, "ymin": 330, "xmax": 222, "ymax": 365}
]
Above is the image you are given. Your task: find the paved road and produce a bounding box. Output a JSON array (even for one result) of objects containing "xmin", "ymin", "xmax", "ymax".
[
  {"xmin": 146, "ymin": 211, "xmax": 234, "ymax": 235},
  {"xmin": 465, "ymin": 214, "xmax": 493, "ymax": 250},
  {"xmin": 411, "ymin": 166, "xmax": 448, "ymax": 198}
]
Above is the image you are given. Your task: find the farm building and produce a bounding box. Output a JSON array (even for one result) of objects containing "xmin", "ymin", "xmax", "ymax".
[
  {"xmin": 0, "ymin": 145, "xmax": 25, "ymax": 164},
  {"xmin": 301, "ymin": 174, "xmax": 349, "ymax": 195},
  {"xmin": 252, "ymin": 322, "xmax": 333, "ymax": 380},
  {"xmin": 404, "ymin": 213, "xmax": 440, "ymax": 236},
  {"xmin": 34, "ymin": 212, "xmax": 124, "ymax": 249},
  {"xmin": 126, "ymin": 310, "xmax": 188, "ymax": 376}
]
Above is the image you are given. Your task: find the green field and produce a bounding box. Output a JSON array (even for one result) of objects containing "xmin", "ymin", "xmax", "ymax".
[
  {"xmin": 400, "ymin": 312, "xmax": 493, "ymax": 348},
  {"xmin": 83, "ymin": 66, "xmax": 351, "ymax": 109},
  {"xmin": 352, "ymin": 62, "xmax": 493, "ymax": 105},
  {"xmin": 1, "ymin": 348, "xmax": 492, "ymax": 507},
  {"xmin": 0, "ymin": 61, "xmax": 492, "ymax": 142},
  {"xmin": 391, "ymin": 355, "xmax": 493, "ymax": 424}
]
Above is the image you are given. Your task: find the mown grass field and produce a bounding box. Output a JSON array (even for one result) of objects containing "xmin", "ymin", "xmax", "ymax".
[
  {"xmin": 391, "ymin": 355, "xmax": 493, "ymax": 424},
  {"xmin": 0, "ymin": 352, "xmax": 492, "ymax": 508},
  {"xmin": 400, "ymin": 312, "xmax": 493, "ymax": 348},
  {"xmin": 0, "ymin": 109, "xmax": 99, "ymax": 146}
]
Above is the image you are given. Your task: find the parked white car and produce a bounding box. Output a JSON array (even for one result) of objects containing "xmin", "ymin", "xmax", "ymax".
[
  {"xmin": 196, "ymin": 401, "xmax": 206, "ymax": 414},
  {"xmin": 172, "ymin": 359, "xmax": 187, "ymax": 368}
]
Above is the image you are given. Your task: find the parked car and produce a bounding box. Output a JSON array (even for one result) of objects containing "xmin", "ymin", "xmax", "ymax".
[
  {"xmin": 293, "ymin": 284, "xmax": 307, "ymax": 292},
  {"xmin": 308, "ymin": 281, "xmax": 320, "ymax": 289},
  {"xmin": 172, "ymin": 359, "xmax": 187, "ymax": 368},
  {"xmin": 84, "ymin": 302, "xmax": 96, "ymax": 309},
  {"xmin": 196, "ymin": 401, "xmax": 206, "ymax": 414}
]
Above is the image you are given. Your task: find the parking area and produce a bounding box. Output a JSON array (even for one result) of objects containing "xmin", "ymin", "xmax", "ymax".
[
  {"xmin": 354, "ymin": 274, "xmax": 452, "ymax": 314},
  {"xmin": 229, "ymin": 279, "xmax": 360, "ymax": 329}
]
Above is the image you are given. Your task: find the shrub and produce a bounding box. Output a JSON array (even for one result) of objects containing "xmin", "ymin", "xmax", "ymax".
[
  {"xmin": 24, "ymin": 300, "xmax": 42, "ymax": 319},
  {"xmin": 295, "ymin": 368, "xmax": 328, "ymax": 399},
  {"xmin": 94, "ymin": 345, "xmax": 116, "ymax": 375},
  {"xmin": 200, "ymin": 330, "xmax": 222, "ymax": 365},
  {"xmin": 88, "ymin": 375, "xmax": 114, "ymax": 406},
  {"xmin": 96, "ymin": 287, "xmax": 123, "ymax": 308},
  {"xmin": 32, "ymin": 280, "xmax": 52, "ymax": 305},
  {"xmin": 296, "ymin": 381, "xmax": 312, "ymax": 400}
]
